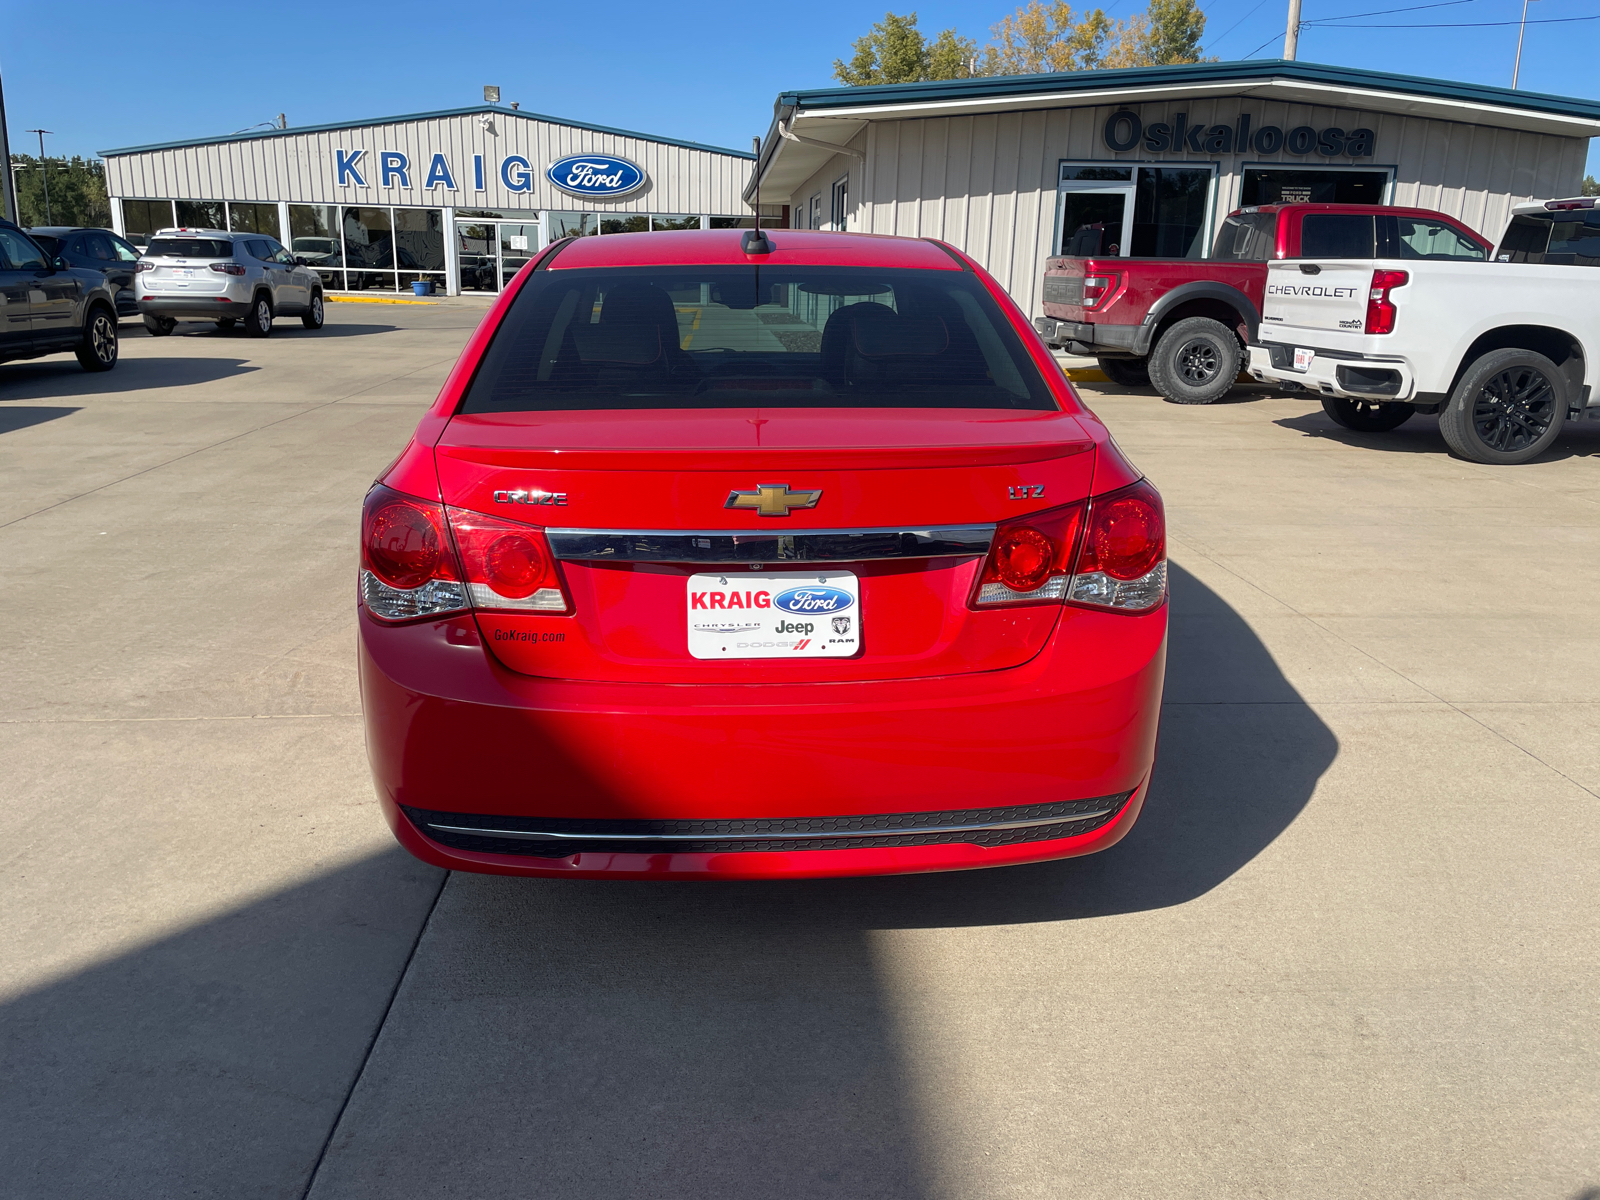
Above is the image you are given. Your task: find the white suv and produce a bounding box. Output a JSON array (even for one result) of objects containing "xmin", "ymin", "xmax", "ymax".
[{"xmin": 136, "ymin": 228, "xmax": 324, "ymax": 337}]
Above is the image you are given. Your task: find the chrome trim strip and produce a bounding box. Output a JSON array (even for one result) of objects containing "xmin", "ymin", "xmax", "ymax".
[
  {"xmin": 425, "ymin": 806, "xmax": 1117, "ymax": 844},
  {"xmin": 544, "ymin": 524, "xmax": 995, "ymax": 564}
]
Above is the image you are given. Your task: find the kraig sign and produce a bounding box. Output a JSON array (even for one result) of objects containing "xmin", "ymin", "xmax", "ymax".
[{"xmin": 1103, "ymin": 110, "xmax": 1375, "ymax": 158}]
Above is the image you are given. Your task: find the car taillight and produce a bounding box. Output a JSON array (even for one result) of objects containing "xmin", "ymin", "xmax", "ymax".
[
  {"xmin": 210, "ymin": 263, "xmax": 247, "ymax": 276},
  {"xmin": 135, "ymin": 261, "xmax": 153, "ymax": 272},
  {"xmin": 1068, "ymin": 479, "xmax": 1166, "ymax": 611},
  {"xmin": 975, "ymin": 503, "xmax": 1085, "ymax": 605},
  {"xmin": 1364, "ymin": 269, "xmax": 1407, "ymax": 335},
  {"xmin": 360, "ymin": 484, "xmax": 468, "ymax": 622},
  {"xmin": 973, "ymin": 479, "xmax": 1165, "ymax": 613},
  {"xmin": 445, "ymin": 508, "xmax": 571, "ymax": 613},
  {"xmin": 1082, "ymin": 273, "xmax": 1120, "ymax": 308}
]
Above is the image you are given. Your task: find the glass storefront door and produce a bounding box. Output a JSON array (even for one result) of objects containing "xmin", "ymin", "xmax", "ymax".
[
  {"xmin": 458, "ymin": 223, "xmax": 499, "ymax": 292},
  {"xmin": 498, "ymin": 224, "xmax": 538, "ymax": 287},
  {"xmin": 1059, "ymin": 191, "xmax": 1131, "ymax": 256}
]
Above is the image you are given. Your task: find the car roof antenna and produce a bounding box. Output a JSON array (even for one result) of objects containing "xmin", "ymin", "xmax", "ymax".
[{"xmin": 743, "ymin": 135, "xmax": 773, "ymax": 255}]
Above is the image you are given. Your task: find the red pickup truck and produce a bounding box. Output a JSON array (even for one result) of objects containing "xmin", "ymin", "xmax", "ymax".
[{"xmin": 1033, "ymin": 203, "xmax": 1492, "ymax": 404}]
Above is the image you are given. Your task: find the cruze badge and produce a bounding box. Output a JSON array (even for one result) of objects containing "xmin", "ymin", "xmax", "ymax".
[
  {"xmin": 725, "ymin": 483, "xmax": 822, "ymax": 518},
  {"xmin": 494, "ymin": 489, "xmax": 568, "ymax": 506}
]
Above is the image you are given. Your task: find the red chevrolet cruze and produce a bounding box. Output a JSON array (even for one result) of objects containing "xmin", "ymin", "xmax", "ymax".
[{"xmin": 359, "ymin": 229, "xmax": 1167, "ymax": 879}]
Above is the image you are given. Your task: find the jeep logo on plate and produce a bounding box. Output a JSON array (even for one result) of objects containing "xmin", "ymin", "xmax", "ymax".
[
  {"xmin": 545, "ymin": 154, "xmax": 646, "ymax": 198},
  {"xmin": 773, "ymin": 586, "xmax": 853, "ymax": 614}
]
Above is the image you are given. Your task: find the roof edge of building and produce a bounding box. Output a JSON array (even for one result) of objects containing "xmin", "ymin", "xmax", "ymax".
[
  {"xmin": 774, "ymin": 58, "xmax": 1600, "ymax": 122},
  {"xmin": 99, "ymin": 105, "xmax": 757, "ymax": 161}
]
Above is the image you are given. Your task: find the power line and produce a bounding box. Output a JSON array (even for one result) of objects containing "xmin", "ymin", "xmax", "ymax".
[
  {"xmin": 1210, "ymin": 0, "xmax": 1278, "ymax": 49},
  {"xmin": 1308, "ymin": 12, "xmax": 1600, "ymax": 25},
  {"xmin": 1302, "ymin": 0, "xmax": 1481, "ymax": 20}
]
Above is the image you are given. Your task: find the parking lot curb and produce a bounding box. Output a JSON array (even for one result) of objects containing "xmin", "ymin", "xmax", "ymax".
[{"xmin": 325, "ymin": 294, "xmax": 439, "ymax": 305}]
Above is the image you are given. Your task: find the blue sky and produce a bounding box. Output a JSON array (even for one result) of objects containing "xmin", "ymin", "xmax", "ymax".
[{"xmin": 4, "ymin": 0, "xmax": 1595, "ymax": 174}]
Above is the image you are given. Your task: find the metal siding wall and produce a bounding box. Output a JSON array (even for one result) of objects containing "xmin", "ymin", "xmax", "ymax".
[
  {"xmin": 843, "ymin": 98, "xmax": 1587, "ymax": 314},
  {"xmin": 104, "ymin": 114, "xmax": 753, "ymax": 215}
]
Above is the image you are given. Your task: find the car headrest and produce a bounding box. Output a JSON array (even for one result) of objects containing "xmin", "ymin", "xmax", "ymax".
[
  {"xmin": 850, "ymin": 308, "xmax": 950, "ymax": 359},
  {"xmin": 570, "ymin": 324, "xmax": 663, "ymax": 365},
  {"xmin": 597, "ymin": 282, "xmax": 679, "ymax": 334}
]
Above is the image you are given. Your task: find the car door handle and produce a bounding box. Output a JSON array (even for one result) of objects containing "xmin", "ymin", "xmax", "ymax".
[{"xmin": 1299, "ymin": 263, "xmax": 1321, "ymax": 275}]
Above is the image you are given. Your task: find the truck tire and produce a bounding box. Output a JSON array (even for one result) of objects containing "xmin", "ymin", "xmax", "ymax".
[
  {"xmin": 1097, "ymin": 357, "xmax": 1150, "ymax": 388},
  {"xmin": 75, "ymin": 305, "xmax": 119, "ymax": 372},
  {"xmin": 1321, "ymin": 396, "xmax": 1414, "ymax": 432},
  {"xmin": 1439, "ymin": 348, "xmax": 1565, "ymax": 465},
  {"xmin": 143, "ymin": 314, "xmax": 175, "ymax": 337},
  {"xmin": 246, "ymin": 293, "xmax": 274, "ymax": 338},
  {"xmin": 1148, "ymin": 317, "xmax": 1240, "ymax": 405}
]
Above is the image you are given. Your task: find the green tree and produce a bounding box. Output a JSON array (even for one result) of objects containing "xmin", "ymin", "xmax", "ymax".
[
  {"xmin": 10, "ymin": 156, "xmax": 111, "ymax": 228},
  {"xmin": 1583, "ymin": 174, "xmax": 1599, "ymax": 197},
  {"xmin": 1140, "ymin": 0, "xmax": 1207, "ymax": 64},
  {"xmin": 833, "ymin": 12, "xmax": 978, "ymax": 85}
]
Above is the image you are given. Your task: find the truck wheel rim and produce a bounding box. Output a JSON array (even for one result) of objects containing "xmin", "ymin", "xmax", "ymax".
[
  {"xmin": 92, "ymin": 314, "xmax": 116, "ymax": 362},
  {"xmin": 1176, "ymin": 338, "xmax": 1219, "ymax": 385},
  {"xmin": 1472, "ymin": 367, "xmax": 1555, "ymax": 452}
]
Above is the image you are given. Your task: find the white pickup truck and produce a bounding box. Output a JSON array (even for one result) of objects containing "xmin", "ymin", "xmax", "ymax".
[{"xmin": 1246, "ymin": 242, "xmax": 1600, "ymax": 465}]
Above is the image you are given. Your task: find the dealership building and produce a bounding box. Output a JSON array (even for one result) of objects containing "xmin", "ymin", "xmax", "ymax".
[
  {"xmin": 100, "ymin": 62, "xmax": 1600, "ymax": 311},
  {"xmin": 100, "ymin": 106, "xmax": 759, "ymax": 295},
  {"xmin": 750, "ymin": 60, "xmax": 1600, "ymax": 317}
]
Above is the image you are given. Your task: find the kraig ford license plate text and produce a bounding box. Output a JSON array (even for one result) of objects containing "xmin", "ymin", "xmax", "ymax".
[{"xmin": 686, "ymin": 572, "xmax": 860, "ymax": 659}]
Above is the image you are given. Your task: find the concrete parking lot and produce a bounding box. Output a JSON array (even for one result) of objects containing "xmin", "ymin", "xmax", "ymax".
[{"xmin": 2, "ymin": 302, "xmax": 1597, "ymax": 1199}]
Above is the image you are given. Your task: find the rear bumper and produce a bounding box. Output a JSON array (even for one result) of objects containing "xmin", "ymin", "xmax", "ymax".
[
  {"xmin": 138, "ymin": 296, "xmax": 251, "ymax": 318},
  {"xmin": 359, "ymin": 604, "xmax": 1167, "ymax": 879},
  {"xmin": 1247, "ymin": 340, "xmax": 1415, "ymax": 401},
  {"xmin": 1035, "ymin": 317, "xmax": 1145, "ymax": 357}
]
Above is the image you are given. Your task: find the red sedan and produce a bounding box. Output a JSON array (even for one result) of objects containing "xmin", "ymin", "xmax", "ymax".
[{"xmin": 359, "ymin": 229, "xmax": 1167, "ymax": 879}]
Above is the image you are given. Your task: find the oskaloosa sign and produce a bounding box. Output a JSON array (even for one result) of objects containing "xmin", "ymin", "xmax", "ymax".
[{"xmin": 546, "ymin": 154, "xmax": 647, "ymax": 198}]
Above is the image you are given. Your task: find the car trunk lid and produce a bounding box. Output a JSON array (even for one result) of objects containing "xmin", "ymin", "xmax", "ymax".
[{"xmin": 433, "ymin": 408, "xmax": 1099, "ymax": 683}]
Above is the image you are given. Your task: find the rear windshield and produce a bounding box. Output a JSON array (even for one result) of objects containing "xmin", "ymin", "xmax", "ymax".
[
  {"xmin": 29, "ymin": 233, "xmax": 62, "ymax": 254},
  {"xmin": 1301, "ymin": 214, "xmax": 1375, "ymax": 258},
  {"xmin": 460, "ymin": 265, "xmax": 1057, "ymax": 412},
  {"xmin": 1210, "ymin": 212, "xmax": 1278, "ymax": 261},
  {"xmin": 146, "ymin": 237, "xmax": 234, "ymax": 259},
  {"xmin": 1498, "ymin": 210, "xmax": 1600, "ymax": 266}
]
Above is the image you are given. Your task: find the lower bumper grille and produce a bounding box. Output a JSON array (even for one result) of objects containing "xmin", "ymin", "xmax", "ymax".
[{"xmin": 401, "ymin": 793, "xmax": 1135, "ymax": 858}]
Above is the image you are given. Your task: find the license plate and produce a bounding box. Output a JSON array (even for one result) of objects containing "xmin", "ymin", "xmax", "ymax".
[
  {"xmin": 687, "ymin": 571, "xmax": 860, "ymax": 659},
  {"xmin": 1293, "ymin": 347, "xmax": 1315, "ymax": 371},
  {"xmin": 173, "ymin": 268, "xmax": 195, "ymax": 278}
]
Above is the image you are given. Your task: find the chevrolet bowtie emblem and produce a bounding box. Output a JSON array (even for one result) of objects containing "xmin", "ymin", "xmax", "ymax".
[{"xmin": 724, "ymin": 483, "xmax": 823, "ymax": 518}]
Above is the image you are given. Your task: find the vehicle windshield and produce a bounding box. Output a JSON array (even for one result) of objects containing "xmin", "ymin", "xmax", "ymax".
[
  {"xmin": 460, "ymin": 265, "xmax": 1058, "ymax": 412},
  {"xmin": 146, "ymin": 237, "xmax": 234, "ymax": 258}
]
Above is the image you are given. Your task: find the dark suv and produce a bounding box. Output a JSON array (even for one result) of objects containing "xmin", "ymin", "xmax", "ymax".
[
  {"xmin": 28, "ymin": 226, "xmax": 143, "ymax": 317},
  {"xmin": 0, "ymin": 219, "xmax": 121, "ymax": 372}
]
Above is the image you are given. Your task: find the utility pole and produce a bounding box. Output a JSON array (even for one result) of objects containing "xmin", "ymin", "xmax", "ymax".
[
  {"xmin": 27, "ymin": 128, "xmax": 52, "ymax": 223},
  {"xmin": 0, "ymin": 60, "xmax": 16, "ymax": 223},
  {"xmin": 1512, "ymin": 0, "xmax": 1539, "ymax": 87},
  {"xmin": 1284, "ymin": 0, "xmax": 1302, "ymax": 59}
]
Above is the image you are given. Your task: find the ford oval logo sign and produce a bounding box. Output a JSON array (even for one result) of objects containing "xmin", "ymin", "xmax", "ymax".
[
  {"xmin": 772, "ymin": 586, "xmax": 854, "ymax": 615},
  {"xmin": 546, "ymin": 154, "xmax": 646, "ymax": 198}
]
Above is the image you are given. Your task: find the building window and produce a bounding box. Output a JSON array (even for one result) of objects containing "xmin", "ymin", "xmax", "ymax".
[
  {"xmin": 175, "ymin": 200, "xmax": 226, "ymax": 231},
  {"xmin": 810, "ymin": 194, "xmax": 822, "ymax": 230},
  {"xmin": 600, "ymin": 216, "xmax": 650, "ymax": 234},
  {"xmin": 650, "ymin": 215, "xmax": 700, "ymax": 231},
  {"xmin": 1053, "ymin": 161, "xmax": 1215, "ymax": 258},
  {"xmin": 831, "ymin": 176, "xmax": 849, "ymax": 230},
  {"xmin": 289, "ymin": 205, "xmax": 345, "ymax": 290},
  {"xmin": 1240, "ymin": 167, "xmax": 1391, "ymax": 206},
  {"xmin": 343, "ymin": 207, "xmax": 395, "ymax": 290},
  {"xmin": 396, "ymin": 208, "xmax": 446, "ymax": 292},
  {"xmin": 547, "ymin": 213, "xmax": 599, "ymax": 239},
  {"xmin": 121, "ymin": 199, "xmax": 175, "ymax": 246},
  {"xmin": 228, "ymin": 202, "xmax": 280, "ymax": 239}
]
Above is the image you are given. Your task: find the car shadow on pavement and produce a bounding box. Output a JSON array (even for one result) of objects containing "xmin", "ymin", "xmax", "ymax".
[
  {"xmin": 0, "ymin": 563, "xmax": 1334, "ymax": 1199},
  {"xmin": 0, "ymin": 405, "xmax": 80, "ymax": 434},
  {"xmin": 1274, "ymin": 409, "xmax": 1600, "ymax": 461},
  {"xmin": 0, "ymin": 357, "xmax": 259, "ymax": 399}
]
